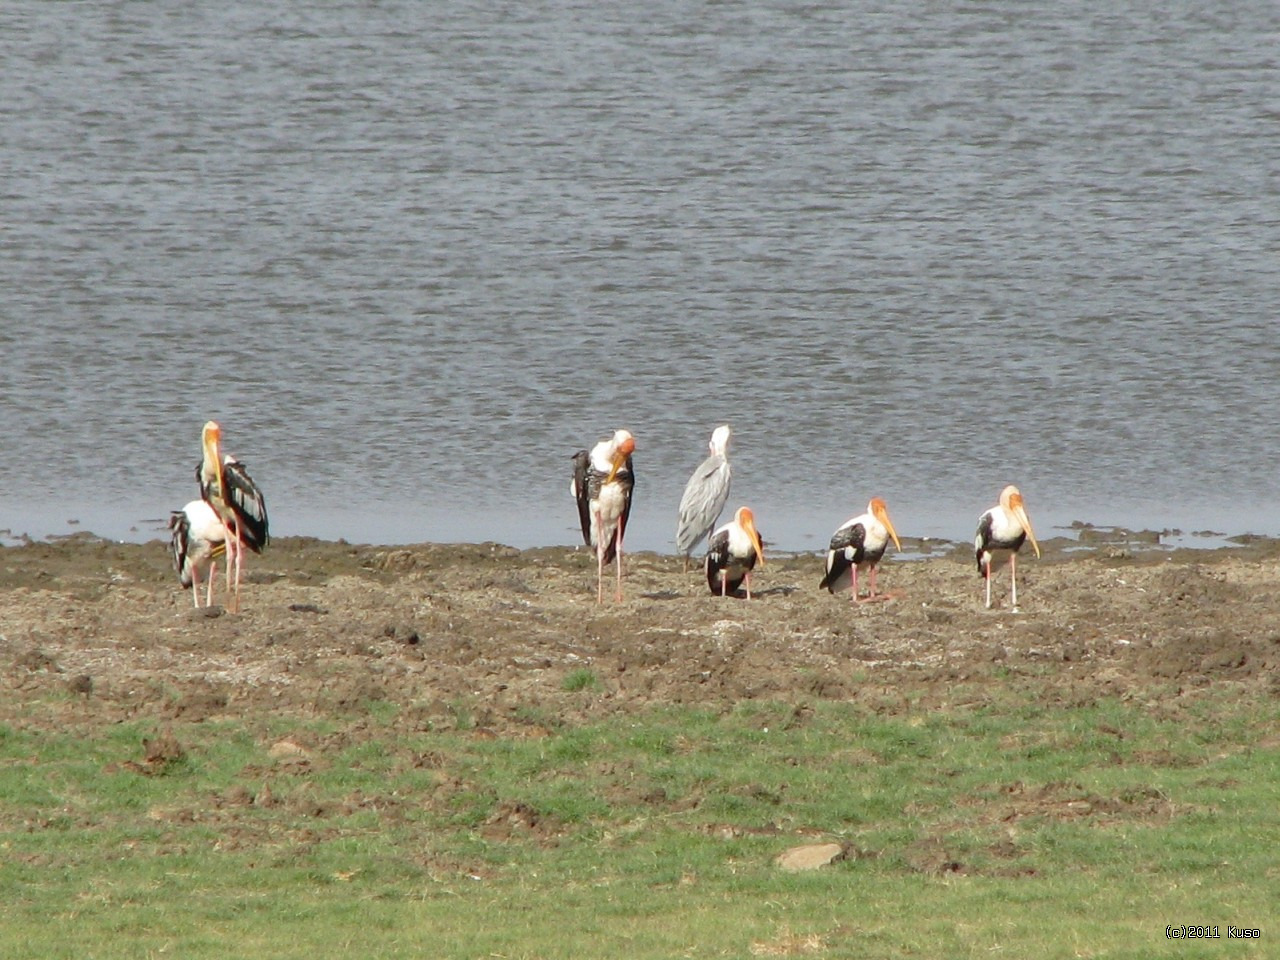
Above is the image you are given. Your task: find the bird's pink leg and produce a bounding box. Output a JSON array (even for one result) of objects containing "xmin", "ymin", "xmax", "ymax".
[
  {"xmin": 614, "ymin": 517, "xmax": 626, "ymax": 603},
  {"xmin": 858, "ymin": 565, "xmax": 876, "ymax": 602},
  {"xmin": 849, "ymin": 566, "xmax": 860, "ymax": 603},
  {"xmin": 235, "ymin": 520, "xmax": 246, "ymax": 610},
  {"xmin": 190, "ymin": 564, "xmax": 202, "ymax": 609},
  {"xmin": 224, "ymin": 524, "xmax": 235, "ymax": 596},
  {"xmin": 206, "ymin": 561, "xmax": 217, "ymax": 608},
  {"xmin": 224, "ymin": 516, "xmax": 244, "ymax": 613},
  {"xmin": 220, "ymin": 522, "xmax": 236, "ymax": 612},
  {"xmin": 593, "ymin": 509, "xmax": 605, "ymax": 604},
  {"xmin": 720, "ymin": 568, "xmax": 727, "ymax": 597},
  {"xmin": 861, "ymin": 564, "xmax": 889, "ymax": 603},
  {"xmin": 984, "ymin": 559, "xmax": 993, "ymax": 609},
  {"xmin": 744, "ymin": 570, "xmax": 752, "ymax": 600},
  {"xmin": 1009, "ymin": 553, "xmax": 1018, "ymax": 609}
]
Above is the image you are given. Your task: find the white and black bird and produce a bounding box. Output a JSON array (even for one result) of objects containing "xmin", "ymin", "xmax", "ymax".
[
  {"xmin": 675, "ymin": 424, "xmax": 732, "ymax": 570},
  {"xmin": 198, "ymin": 420, "xmax": 269, "ymax": 612},
  {"xmin": 169, "ymin": 499, "xmax": 227, "ymax": 609},
  {"xmin": 571, "ymin": 428, "xmax": 636, "ymax": 603},
  {"xmin": 819, "ymin": 497, "xmax": 902, "ymax": 603},
  {"xmin": 705, "ymin": 506, "xmax": 765, "ymax": 598},
  {"xmin": 975, "ymin": 484, "xmax": 1041, "ymax": 609}
]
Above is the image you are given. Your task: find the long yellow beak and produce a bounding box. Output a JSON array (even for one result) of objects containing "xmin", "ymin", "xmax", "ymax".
[
  {"xmin": 1014, "ymin": 505, "xmax": 1041, "ymax": 558},
  {"xmin": 741, "ymin": 510, "xmax": 764, "ymax": 565},
  {"xmin": 605, "ymin": 436, "xmax": 636, "ymax": 484},
  {"xmin": 605, "ymin": 450, "xmax": 626, "ymax": 484},
  {"xmin": 885, "ymin": 518, "xmax": 901, "ymax": 552},
  {"xmin": 874, "ymin": 502, "xmax": 902, "ymax": 552},
  {"xmin": 202, "ymin": 422, "xmax": 225, "ymax": 499}
]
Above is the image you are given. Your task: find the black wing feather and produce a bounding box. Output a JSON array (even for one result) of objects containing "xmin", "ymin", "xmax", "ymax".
[
  {"xmin": 704, "ymin": 528, "xmax": 736, "ymax": 594},
  {"xmin": 819, "ymin": 522, "xmax": 866, "ymax": 590},
  {"xmin": 570, "ymin": 450, "xmax": 593, "ymax": 546},
  {"xmin": 571, "ymin": 450, "xmax": 635, "ymax": 565},
  {"xmin": 974, "ymin": 513, "xmax": 994, "ymax": 573},
  {"xmin": 975, "ymin": 510, "xmax": 1026, "ymax": 575},
  {"xmin": 169, "ymin": 510, "xmax": 193, "ymax": 586},
  {"xmin": 199, "ymin": 456, "xmax": 269, "ymax": 553},
  {"xmin": 224, "ymin": 460, "xmax": 269, "ymax": 552}
]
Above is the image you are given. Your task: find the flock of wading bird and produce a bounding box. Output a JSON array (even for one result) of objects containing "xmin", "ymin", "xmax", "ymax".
[
  {"xmin": 571, "ymin": 426, "xmax": 1040, "ymax": 608},
  {"xmin": 170, "ymin": 422, "xmax": 1041, "ymax": 613}
]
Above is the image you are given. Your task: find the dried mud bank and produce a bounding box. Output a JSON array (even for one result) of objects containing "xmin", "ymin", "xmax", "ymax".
[{"xmin": 1, "ymin": 533, "xmax": 1278, "ymax": 735}]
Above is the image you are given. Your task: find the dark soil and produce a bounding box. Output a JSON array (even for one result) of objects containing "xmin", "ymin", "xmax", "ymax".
[{"xmin": 3, "ymin": 532, "xmax": 1278, "ymax": 739}]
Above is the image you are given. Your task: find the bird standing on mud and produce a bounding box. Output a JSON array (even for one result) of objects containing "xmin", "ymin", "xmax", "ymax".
[
  {"xmin": 571, "ymin": 429, "xmax": 636, "ymax": 603},
  {"xmin": 705, "ymin": 506, "xmax": 765, "ymax": 598},
  {"xmin": 819, "ymin": 497, "xmax": 902, "ymax": 602},
  {"xmin": 675, "ymin": 424, "xmax": 732, "ymax": 571},
  {"xmin": 975, "ymin": 484, "xmax": 1040, "ymax": 609},
  {"xmin": 169, "ymin": 499, "xmax": 227, "ymax": 609},
  {"xmin": 198, "ymin": 421, "xmax": 269, "ymax": 612}
]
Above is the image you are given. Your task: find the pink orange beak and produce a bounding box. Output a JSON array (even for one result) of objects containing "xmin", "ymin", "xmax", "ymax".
[
  {"xmin": 739, "ymin": 507, "xmax": 764, "ymax": 565},
  {"xmin": 1010, "ymin": 493, "xmax": 1041, "ymax": 558},
  {"xmin": 202, "ymin": 421, "xmax": 226, "ymax": 498},
  {"xmin": 605, "ymin": 435, "xmax": 635, "ymax": 484},
  {"xmin": 871, "ymin": 498, "xmax": 901, "ymax": 552}
]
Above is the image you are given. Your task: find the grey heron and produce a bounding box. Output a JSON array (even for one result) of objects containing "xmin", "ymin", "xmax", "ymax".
[{"xmin": 675, "ymin": 424, "xmax": 732, "ymax": 570}]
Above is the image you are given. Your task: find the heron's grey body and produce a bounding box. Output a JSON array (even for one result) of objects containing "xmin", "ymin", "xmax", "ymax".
[{"xmin": 675, "ymin": 425, "xmax": 732, "ymax": 564}]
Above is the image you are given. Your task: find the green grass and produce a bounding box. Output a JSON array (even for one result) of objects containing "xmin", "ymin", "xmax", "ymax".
[
  {"xmin": 1, "ymin": 687, "xmax": 1276, "ymax": 959},
  {"xmin": 561, "ymin": 667, "xmax": 602, "ymax": 692}
]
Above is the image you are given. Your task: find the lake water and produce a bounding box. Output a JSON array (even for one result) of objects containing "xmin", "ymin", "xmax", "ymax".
[{"xmin": 2, "ymin": 0, "xmax": 1278, "ymax": 552}]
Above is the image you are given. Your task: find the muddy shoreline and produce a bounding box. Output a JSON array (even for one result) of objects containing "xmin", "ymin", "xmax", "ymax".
[{"xmin": 1, "ymin": 532, "xmax": 1277, "ymax": 737}]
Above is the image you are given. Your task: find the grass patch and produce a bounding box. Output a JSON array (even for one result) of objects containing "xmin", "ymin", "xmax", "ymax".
[
  {"xmin": 562, "ymin": 667, "xmax": 602, "ymax": 693},
  {"xmin": 0, "ymin": 687, "xmax": 1276, "ymax": 958}
]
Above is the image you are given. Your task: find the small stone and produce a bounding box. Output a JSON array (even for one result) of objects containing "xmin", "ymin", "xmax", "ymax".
[
  {"xmin": 268, "ymin": 738, "xmax": 310, "ymax": 759},
  {"xmin": 775, "ymin": 842, "xmax": 846, "ymax": 872}
]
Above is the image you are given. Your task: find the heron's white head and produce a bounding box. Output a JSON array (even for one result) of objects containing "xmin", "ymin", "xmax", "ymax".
[{"xmin": 709, "ymin": 424, "xmax": 731, "ymax": 458}]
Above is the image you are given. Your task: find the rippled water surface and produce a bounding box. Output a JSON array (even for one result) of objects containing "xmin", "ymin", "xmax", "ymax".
[{"xmin": 3, "ymin": 1, "xmax": 1278, "ymax": 551}]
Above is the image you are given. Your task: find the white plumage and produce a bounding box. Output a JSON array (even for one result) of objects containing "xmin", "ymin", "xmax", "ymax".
[
  {"xmin": 975, "ymin": 484, "xmax": 1041, "ymax": 609},
  {"xmin": 169, "ymin": 499, "xmax": 227, "ymax": 609},
  {"xmin": 704, "ymin": 506, "xmax": 764, "ymax": 598},
  {"xmin": 819, "ymin": 497, "xmax": 901, "ymax": 602},
  {"xmin": 571, "ymin": 429, "xmax": 636, "ymax": 603}
]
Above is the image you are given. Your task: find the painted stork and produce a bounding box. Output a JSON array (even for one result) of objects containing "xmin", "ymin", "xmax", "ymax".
[
  {"xmin": 197, "ymin": 421, "xmax": 269, "ymax": 612},
  {"xmin": 169, "ymin": 499, "xmax": 227, "ymax": 608},
  {"xmin": 570, "ymin": 428, "xmax": 636, "ymax": 603},
  {"xmin": 819, "ymin": 497, "xmax": 902, "ymax": 602},
  {"xmin": 705, "ymin": 506, "xmax": 765, "ymax": 598},
  {"xmin": 675, "ymin": 424, "xmax": 732, "ymax": 571},
  {"xmin": 975, "ymin": 484, "xmax": 1040, "ymax": 609}
]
